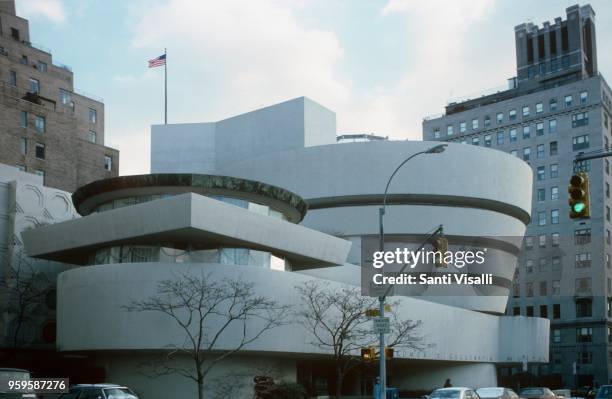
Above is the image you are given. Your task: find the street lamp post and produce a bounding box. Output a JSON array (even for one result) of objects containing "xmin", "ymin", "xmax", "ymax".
[{"xmin": 376, "ymin": 143, "xmax": 447, "ymax": 399}]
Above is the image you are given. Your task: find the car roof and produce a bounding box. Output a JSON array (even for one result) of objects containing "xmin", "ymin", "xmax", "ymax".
[
  {"xmin": 435, "ymin": 388, "xmax": 474, "ymax": 391},
  {"xmin": 0, "ymin": 368, "xmax": 30, "ymax": 372},
  {"xmin": 73, "ymin": 384, "xmax": 127, "ymax": 388}
]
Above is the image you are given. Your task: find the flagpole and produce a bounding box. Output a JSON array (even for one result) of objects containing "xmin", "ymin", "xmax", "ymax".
[{"xmin": 164, "ymin": 48, "xmax": 167, "ymax": 124}]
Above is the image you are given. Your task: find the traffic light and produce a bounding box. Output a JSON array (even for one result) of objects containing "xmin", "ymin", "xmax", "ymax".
[
  {"xmin": 361, "ymin": 347, "xmax": 377, "ymax": 362},
  {"xmin": 568, "ymin": 172, "xmax": 590, "ymax": 219},
  {"xmin": 432, "ymin": 236, "xmax": 449, "ymax": 268}
]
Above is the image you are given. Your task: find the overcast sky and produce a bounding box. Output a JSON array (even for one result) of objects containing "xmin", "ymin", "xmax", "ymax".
[{"xmin": 18, "ymin": 0, "xmax": 612, "ymax": 175}]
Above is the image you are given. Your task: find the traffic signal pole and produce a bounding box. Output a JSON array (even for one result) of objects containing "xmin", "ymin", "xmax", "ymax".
[{"xmin": 575, "ymin": 149, "xmax": 612, "ymax": 162}]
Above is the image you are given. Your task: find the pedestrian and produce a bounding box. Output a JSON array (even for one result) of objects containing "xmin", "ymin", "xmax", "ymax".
[{"xmin": 444, "ymin": 379, "xmax": 452, "ymax": 388}]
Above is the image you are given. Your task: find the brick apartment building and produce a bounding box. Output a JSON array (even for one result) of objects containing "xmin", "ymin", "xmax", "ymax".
[{"xmin": 0, "ymin": 0, "xmax": 118, "ymax": 192}]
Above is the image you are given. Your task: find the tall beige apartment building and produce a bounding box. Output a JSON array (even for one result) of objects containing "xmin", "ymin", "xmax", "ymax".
[{"xmin": 0, "ymin": 0, "xmax": 118, "ymax": 192}]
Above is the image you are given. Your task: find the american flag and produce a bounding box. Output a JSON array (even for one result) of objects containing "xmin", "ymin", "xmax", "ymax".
[{"xmin": 148, "ymin": 54, "xmax": 166, "ymax": 68}]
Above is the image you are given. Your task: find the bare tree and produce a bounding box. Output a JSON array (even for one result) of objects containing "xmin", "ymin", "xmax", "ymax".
[
  {"xmin": 296, "ymin": 280, "xmax": 423, "ymax": 399},
  {"xmin": 0, "ymin": 250, "xmax": 50, "ymax": 348},
  {"xmin": 123, "ymin": 271, "xmax": 291, "ymax": 399}
]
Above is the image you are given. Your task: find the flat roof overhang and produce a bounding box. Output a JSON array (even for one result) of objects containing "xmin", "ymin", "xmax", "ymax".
[{"xmin": 22, "ymin": 193, "xmax": 350, "ymax": 270}]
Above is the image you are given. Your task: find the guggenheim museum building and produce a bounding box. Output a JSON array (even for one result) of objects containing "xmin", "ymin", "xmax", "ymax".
[{"xmin": 22, "ymin": 97, "xmax": 548, "ymax": 398}]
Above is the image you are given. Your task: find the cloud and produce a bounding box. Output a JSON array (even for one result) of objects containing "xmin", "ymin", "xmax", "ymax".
[
  {"xmin": 115, "ymin": 0, "xmax": 503, "ymax": 175},
  {"xmin": 130, "ymin": 0, "xmax": 350, "ymax": 116},
  {"xmin": 18, "ymin": 0, "xmax": 66, "ymax": 23}
]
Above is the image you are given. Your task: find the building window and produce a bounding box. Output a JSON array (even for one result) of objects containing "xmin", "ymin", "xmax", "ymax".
[
  {"xmin": 607, "ymin": 183, "xmax": 610, "ymax": 199},
  {"xmin": 472, "ymin": 118, "xmax": 479, "ymax": 130},
  {"xmin": 608, "ymin": 254, "xmax": 611, "ymax": 269},
  {"xmin": 537, "ymin": 144, "xmax": 544, "ymax": 158},
  {"xmin": 523, "ymin": 125, "xmax": 531, "ymax": 139},
  {"xmin": 20, "ymin": 55, "xmax": 27, "ymax": 65},
  {"xmin": 572, "ymin": 135, "xmax": 589, "ymax": 151},
  {"xmin": 540, "ymin": 304, "xmax": 548, "ymax": 318},
  {"xmin": 35, "ymin": 142, "xmax": 45, "ymax": 160},
  {"xmin": 536, "ymin": 102, "xmax": 543, "ymax": 114},
  {"xmin": 538, "ymin": 234, "xmax": 546, "ymax": 248},
  {"xmin": 575, "ymin": 253, "xmax": 591, "ymax": 269},
  {"xmin": 34, "ymin": 116, "xmax": 45, "ymax": 133},
  {"xmin": 577, "ymin": 327, "xmax": 593, "ymax": 343},
  {"xmin": 510, "ymin": 149, "xmax": 517, "ymax": 157},
  {"xmin": 573, "ymin": 159, "xmax": 590, "ymax": 173},
  {"xmin": 606, "ymin": 159, "xmax": 610, "ymax": 174},
  {"xmin": 510, "ymin": 128, "xmax": 517, "ymax": 142},
  {"xmin": 549, "ymin": 119, "xmax": 557, "ymax": 133},
  {"xmin": 526, "ymin": 305, "xmax": 534, "ymax": 316},
  {"xmin": 20, "ymin": 111, "xmax": 27, "ymax": 127},
  {"xmin": 537, "ymin": 188, "xmax": 545, "ymax": 202},
  {"xmin": 550, "ymin": 98, "xmax": 558, "ymax": 111},
  {"xmin": 580, "ymin": 91, "xmax": 588, "ymax": 105},
  {"xmin": 513, "ymin": 306, "xmax": 520, "ymax": 316},
  {"xmin": 496, "ymin": 112, "xmax": 503, "ymax": 124},
  {"xmin": 10, "ymin": 27, "xmax": 20, "ymax": 40},
  {"xmin": 538, "ymin": 211, "xmax": 546, "ymax": 226},
  {"xmin": 459, "ymin": 122, "xmax": 466, "ymax": 133},
  {"xmin": 551, "ymin": 186, "xmax": 559, "ymax": 200},
  {"xmin": 29, "ymin": 78, "xmax": 39, "ymax": 94},
  {"xmin": 525, "ymin": 236, "xmax": 534, "ymax": 250},
  {"xmin": 526, "ymin": 283, "xmax": 534, "ymax": 297},
  {"xmin": 608, "ymin": 206, "xmax": 611, "ymax": 222},
  {"xmin": 551, "ymin": 209, "xmax": 559, "ymax": 224},
  {"xmin": 552, "ymin": 232, "xmax": 560, "ymax": 247},
  {"xmin": 484, "ymin": 116, "xmax": 491, "ymax": 128},
  {"xmin": 522, "ymin": 106, "xmax": 530, "ymax": 118},
  {"xmin": 564, "ymin": 94, "xmax": 573, "ymax": 108},
  {"xmin": 523, "ymin": 147, "xmax": 530, "ymax": 161},
  {"xmin": 20, "ymin": 137, "xmax": 27, "ymax": 155},
  {"xmin": 472, "ymin": 137, "xmax": 479, "ymax": 146},
  {"xmin": 575, "ymin": 298, "xmax": 592, "ymax": 317},
  {"xmin": 36, "ymin": 61, "xmax": 47, "ymax": 72},
  {"xmin": 537, "ymin": 166, "xmax": 545, "ymax": 181},
  {"xmin": 550, "ymin": 141, "xmax": 558, "ymax": 156},
  {"xmin": 433, "ymin": 128, "xmax": 440, "ymax": 139},
  {"xmin": 9, "ymin": 70, "xmax": 16, "ymax": 86},
  {"xmin": 572, "ymin": 112, "xmax": 589, "ymax": 127},
  {"xmin": 539, "ymin": 257, "xmax": 548, "ymax": 272},
  {"xmin": 526, "ymin": 259, "xmax": 534, "ymax": 273},
  {"xmin": 539, "ymin": 280, "xmax": 547, "ymax": 295},
  {"xmin": 552, "ymin": 280, "xmax": 560, "ymax": 295},
  {"xmin": 59, "ymin": 89, "xmax": 72, "ymax": 105},
  {"xmin": 484, "ymin": 134, "xmax": 491, "ymax": 147},
  {"xmin": 550, "ymin": 164, "xmax": 558, "ymax": 178},
  {"xmin": 104, "ymin": 155, "xmax": 112, "ymax": 171},
  {"xmin": 553, "ymin": 304, "xmax": 561, "ymax": 319},
  {"xmin": 88, "ymin": 130, "xmax": 97, "ymax": 143},
  {"xmin": 552, "ymin": 329, "xmax": 561, "ymax": 343},
  {"xmin": 536, "ymin": 122, "xmax": 544, "ymax": 136},
  {"xmin": 575, "ymin": 228, "xmax": 591, "ymax": 245},
  {"xmin": 552, "ymin": 257, "xmax": 561, "ymax": 272},
  {"xmin": 509, "ymin": 109, "xmax": 517, "ymax": 121},
  {"xmin": 497, "ymin": 131, "xmax": 504, "ymax": 145},
  {"xmin": 89, "ymin": 108, "xmax": 97, "ymax": 124}
]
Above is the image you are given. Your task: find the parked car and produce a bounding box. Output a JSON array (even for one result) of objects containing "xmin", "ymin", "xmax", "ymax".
[
  {"xmin": 553, "ymin": 389, "xmax": 573, "ymax": 399},
  {"xmin": 519, "ymin": 388, "xmax": 557, "ymax": 399},
  {"xmin": 596, "ymin": 385, "xmax": 612, "ymax": 399},
  {"xmin": 0, "ymin": 368, "xmax": 36, "ymax": 399},
  {"xmin": 58, "ymin": 384, "xmax": 138, "ymax": 399},
  {"xmin": 430, "ymin": 387, "xmax": 481, "ymax": 399},
  {"xmin": 477, "ymin": 387, "xmax": 520, "ymax": 399},
  {"xmin": 575, "ymin": 387, "xmax": 597, "ymax": 399}
]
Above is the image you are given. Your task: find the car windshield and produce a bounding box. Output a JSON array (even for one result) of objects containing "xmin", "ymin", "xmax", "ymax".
[
  {"xmin": 478, "ymin": 388, "xmax": 504, "ymax": 397},
  {"xmin": 432, "ymin": 389, "xmax": 462, "ymax": 398},
  {"xmin": 521, "ymin": 389, "xmax": 543, "ymax": 396},
  {"xmin": 597, "ymin": 387, "xmax": 612, "ymax": 398},
  {"xmin": 103, "ymin": 387, "xmax": 137, "ymax": 398}
]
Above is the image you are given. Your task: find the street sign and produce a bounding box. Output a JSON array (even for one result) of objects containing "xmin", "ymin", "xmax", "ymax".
[{"xmin": 372, "ymin": 317, "xmax": 390, "ymax": 334}]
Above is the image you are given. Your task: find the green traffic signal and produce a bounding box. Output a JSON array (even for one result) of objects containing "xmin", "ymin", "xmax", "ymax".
[{"xmin": 573, "ymin": 202, "xmax": 586, "ymax": 213}]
